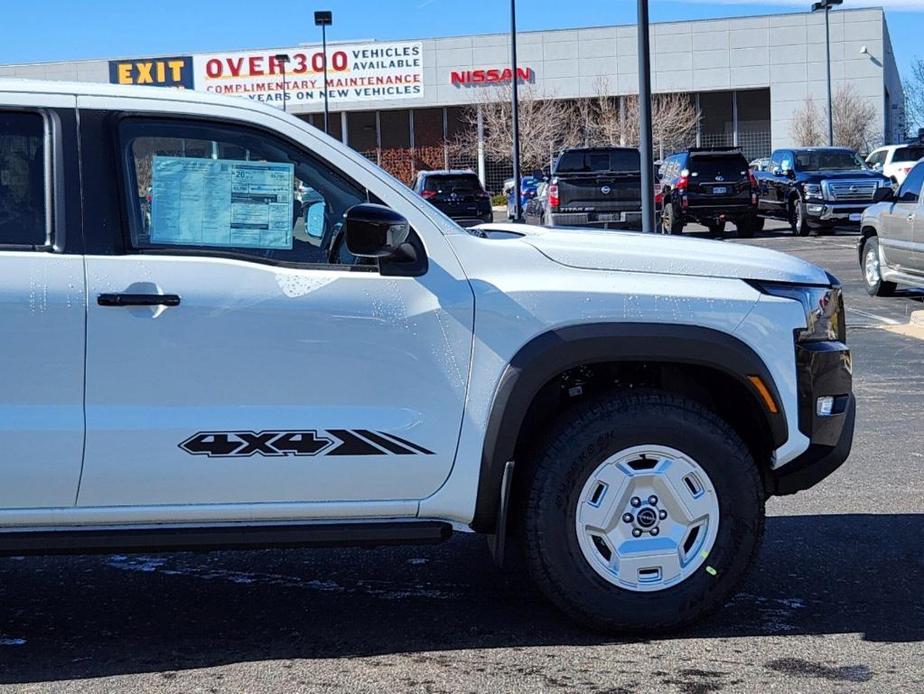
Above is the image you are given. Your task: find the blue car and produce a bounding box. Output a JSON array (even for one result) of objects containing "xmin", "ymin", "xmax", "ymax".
[{"xmin": 507, "ymin": 176, "xmax": 542, "ymax": 220}]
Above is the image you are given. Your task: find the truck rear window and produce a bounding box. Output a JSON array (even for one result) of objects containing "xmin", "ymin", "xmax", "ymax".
[
  {"xmin": 424, "ymin": 175, "xmax": 484, "ymax": 194},
  {"xmin": 556, "ymin": 150, "xmax": 640, "ymax": 174},
  {"xmin": 0, "ymin": 111, "xmax": 46, "ymax": 247},
  {"xmin": 688, "ymin": 155, "xmax": 749, "ymax": 179}
]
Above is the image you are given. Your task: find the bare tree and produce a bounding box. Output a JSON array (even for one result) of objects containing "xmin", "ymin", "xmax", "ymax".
[
  {"xmin": 580, "ymin": 80, "xmax": 699, "ymax": 156},
  {"xmin": 904, "ymin": 56, "xmax": 924, "ymax": 133},
  {"xmin": 578, "ymin": 78, "xmax": 629, "ymax": 147},
  {"xmin": 449, "ymin": 85, "xmax": 581, "ymax": 172},
  {"xmin": 789, "ymin": 87, "xmax": 879, "ymax": 152},
  {"xmin": 790, "ymin": 96, "xmax": 826, "ymax": 147},
  {"xmin": 831, "ymin": 84, "xmax": 880, "ymax": 154}
]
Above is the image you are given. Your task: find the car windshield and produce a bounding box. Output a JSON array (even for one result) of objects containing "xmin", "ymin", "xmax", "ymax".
[
  {"xmin": 556, "ymin": 149, "xmax": 640, "ymax": 173},
  {"xmin": 424, "ymin": 174, "xmax": 483, "ymax": 194},
  {"xmin": 893, "ymin": 146, "xmax": 924, "ymax": 163},
  {"xmin": 795, "ymin": 150, "xmax": 865, "ymax": 171}
]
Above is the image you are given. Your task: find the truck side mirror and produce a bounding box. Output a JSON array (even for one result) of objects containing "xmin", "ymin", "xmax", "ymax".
[
  {"xmin": 874, "ymin": 186, "xmax": 895, "ymax": 203},
  {"xmin": 344, "ymin": 204, "xmax": 410, "ymax": 258}
]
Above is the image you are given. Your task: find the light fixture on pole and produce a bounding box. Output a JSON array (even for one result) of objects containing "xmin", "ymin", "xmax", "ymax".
[
  {"xmin": 274, "ymin": 53, "xmax": 290, "ymax": 112},
  {"xmin": 510, "ymin": 0, "xmax": 522, "ymax": 223},
  {"xmin": 637, "ymin": 0, "xmax": 655, "ymax": 233},
  {"xmin": 314, "ymin": 10, "xmax": 333, "ymax": 134},
  {"xmin": 811, "ymin": 0, "xmax": 843, "ymax": 147}
]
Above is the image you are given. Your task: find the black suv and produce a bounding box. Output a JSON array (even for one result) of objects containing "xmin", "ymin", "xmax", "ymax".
[
  {"xmin": 412, "ymin": 170, "xmax": 493, "ymax": 227},
  {"xmin": 659, "ymin": 148, "xmax": 759, "ymax": 237}
]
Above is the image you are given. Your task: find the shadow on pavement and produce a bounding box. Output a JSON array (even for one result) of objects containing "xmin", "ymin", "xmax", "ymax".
[{"xmin": 0, "ymin": 513, "xmax": 921, "ymax": 683}]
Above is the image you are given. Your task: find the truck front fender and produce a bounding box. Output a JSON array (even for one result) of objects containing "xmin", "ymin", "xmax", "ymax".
[{"xmin": 471, "ymin": 322, "xmax": 788, "ymax": 533}]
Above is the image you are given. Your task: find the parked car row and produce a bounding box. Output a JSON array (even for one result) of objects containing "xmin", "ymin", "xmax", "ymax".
[{"xmin": 411, "ymin": 141, "xmax": 923, "ymax": 254}]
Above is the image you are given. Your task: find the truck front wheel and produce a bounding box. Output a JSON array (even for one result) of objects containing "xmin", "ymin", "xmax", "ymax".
[
  {"xmin": 790, "ymin": 196, "xmax": 811, "ymax": 236},
  {"xmin": 523, "ymin": 392, "xmax": 765, "ymax": 633}
]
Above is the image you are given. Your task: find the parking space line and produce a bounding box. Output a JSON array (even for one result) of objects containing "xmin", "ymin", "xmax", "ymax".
[{"xmin": 847, "ymin": 308, "xmax": 901, "ymax": 326}]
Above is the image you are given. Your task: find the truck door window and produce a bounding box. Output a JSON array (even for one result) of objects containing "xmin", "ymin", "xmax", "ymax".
[
  {"xmin": 119, "ymin": 119, "xmax": 369, "ymax": 268},
  {"xmin": 897, "ymin": 163, "xmax": 924, "ymax": 204},
  {"xmin": 0, "ymin": 111, "xmax": 48, "ymax": 248}
]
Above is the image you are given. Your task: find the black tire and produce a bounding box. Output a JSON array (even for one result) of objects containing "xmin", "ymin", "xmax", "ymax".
[
  {"xmin": 662, "ymin": 202, "xmax": 684, "ymax": 235},
  {"xmin": 524, "ymin": 392, "xmax": 765, "ymax": 634},
  {"xmin": 735, "ymin": 216, "xmax": 756, "ymax": 238},
  {"xmin": 706, "ymin": 221, "xmax": 726, "ymax": 237},
  {"xmin": 862, "ymin": 236, "xmax": 897, "ymax": 297},
  {"xmin": 789, "ymin": 196, "xmax": 811, "ymax": 236}
]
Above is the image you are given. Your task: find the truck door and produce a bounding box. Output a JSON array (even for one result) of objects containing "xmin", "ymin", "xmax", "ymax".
[
  {"xmin": 75, "ymin": 103, "xmax": 474, "ymax": 511},
  {"xmin": 0, "ymin": 99, "xmax": 86, "ymax": 508},
  {"xmin": 760, "ymin": 151, "xmax": 786, "ymax": 215},
  {"xmin": 882, "ymin": 163, "xmax": 924, "ymax": 271},
  {"xmin": 908, "ymin": 164, "xmax": 924, "ymax": 274}
]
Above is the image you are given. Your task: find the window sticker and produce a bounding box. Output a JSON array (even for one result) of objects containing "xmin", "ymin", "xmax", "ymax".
[{"xmin": 150, "ymin": 155, "xmax": 294, "ymax": 249}]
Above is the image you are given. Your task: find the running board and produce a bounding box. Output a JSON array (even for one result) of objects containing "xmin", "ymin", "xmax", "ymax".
[{"xmin": 0, "ymin": 521, "xmax": 453, "ymax": 557}]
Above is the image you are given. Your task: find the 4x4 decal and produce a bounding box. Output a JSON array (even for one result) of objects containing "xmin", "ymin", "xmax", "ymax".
[{"xmin": 179, "ymin": 429, "xmax": 434, "ymax": 458}]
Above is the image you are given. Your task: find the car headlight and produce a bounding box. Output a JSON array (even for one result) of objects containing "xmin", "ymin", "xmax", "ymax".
[
  {"xmin": 803, "ymin": 183, "xmax": 824, "ymax": 200},
  {"xmin": 752, "ymin": 276, "xmax": 845, "ymax": 343}
]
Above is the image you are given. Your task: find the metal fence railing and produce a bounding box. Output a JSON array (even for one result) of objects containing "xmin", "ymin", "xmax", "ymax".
[{"xmin": 700, "ymin": 132, "xmax": 772, "ymax": 163}]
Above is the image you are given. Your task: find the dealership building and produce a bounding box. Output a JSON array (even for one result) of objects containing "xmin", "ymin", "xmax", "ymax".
[{"xmin": 0, "ymin": 6, "xmax": 904, "ymax": 191}]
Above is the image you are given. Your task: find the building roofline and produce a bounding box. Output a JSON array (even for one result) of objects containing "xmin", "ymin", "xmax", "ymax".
[{"xmin": 0, "ymin": 6, "xmax": 886, "ymax": 69}]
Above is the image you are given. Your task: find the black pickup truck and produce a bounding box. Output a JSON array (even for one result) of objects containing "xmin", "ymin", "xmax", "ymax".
[
  {"xmin": 754, "ymin": 147, "xmax": 891, "ymax": 235},
  {"xmin": 527, "ymin": 147, "xmax": 642, "ymax": 229}
]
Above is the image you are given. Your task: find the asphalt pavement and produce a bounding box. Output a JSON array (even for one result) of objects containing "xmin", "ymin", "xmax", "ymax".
[{"xmin": 0, "ymin": 220, "xmax": 922, "ymax": 693}]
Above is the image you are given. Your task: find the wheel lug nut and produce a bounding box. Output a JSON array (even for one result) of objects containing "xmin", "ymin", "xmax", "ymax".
[
  {"xmin": 622, "ymin": 513, "xmax": 634, "ymax": 523},
  {"xmin": 648, "ymin": 495, "xmax": 658, "ymax": 506},
  {"xmin": 650, "ymin": 527, "xmax": 660, "ymax": 536},
  {"xmin": 630, "ymin": 497, "xmax": 641, "ymax": 507},
  {"xmin": 632, "ymin": 528, "xmax": 642, "ymax": 538},
  {"xmin": 659, "ymin": 510, "xmax": 668, "ymax": 520}
]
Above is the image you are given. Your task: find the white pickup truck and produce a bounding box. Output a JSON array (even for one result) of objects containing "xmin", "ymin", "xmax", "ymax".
[{"xmin": 0, "ymin": 80, "xmax": 854, "ymax": 633}]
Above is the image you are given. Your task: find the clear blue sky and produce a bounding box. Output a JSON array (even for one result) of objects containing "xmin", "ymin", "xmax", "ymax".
[{"xmin": 2, "ymin": 1, "xmax": 921, "ymax": 79}]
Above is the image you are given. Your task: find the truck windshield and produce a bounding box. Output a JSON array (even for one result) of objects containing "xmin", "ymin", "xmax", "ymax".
[
  {"xmin": 893, "ymin": 146, "xmax": 924, "ymax": 163},
  {"xmin": 795, "ymin": 151, "xmax": 865, "ymax": 171},
  {"xmin": 556, "ymin": 150, "xmax": 640, "ymax": 173}
]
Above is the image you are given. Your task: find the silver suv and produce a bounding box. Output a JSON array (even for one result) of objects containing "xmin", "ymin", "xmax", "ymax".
[{"xmin": 860, "ymin": 161, "xmax": 924, "ymax": 295}]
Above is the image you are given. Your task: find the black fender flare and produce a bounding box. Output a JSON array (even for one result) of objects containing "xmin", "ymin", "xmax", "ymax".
[{"xmin": 470, "ymin": 322, "xmax": 788, "ymax": 532}]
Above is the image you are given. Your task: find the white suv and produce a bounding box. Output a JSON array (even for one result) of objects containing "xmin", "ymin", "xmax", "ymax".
[
  {"xmin": 866, "ymin": 143, "xmax": 924, "ymax": 185},
  {"xmin": 0, "ymin": 80, "xmax": 854, "ymax": 633}
]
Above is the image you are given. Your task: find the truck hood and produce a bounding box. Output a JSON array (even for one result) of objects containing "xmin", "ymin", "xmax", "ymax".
[
  {"xmin": 478, "ymin": 224, "xmax": 830, "ymax": 285},
  {"xmin": 803, "ymin": 169, "xmax": 888, "ymax": 182}
]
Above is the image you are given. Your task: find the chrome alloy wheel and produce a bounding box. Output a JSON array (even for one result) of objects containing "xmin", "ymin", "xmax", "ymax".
[
  {"xmin": 575, "ymin": 445, "xmax": 720, "ymax": 592},
  {"xmin": 865, "ymin": 244, "xmax": 881, "ymax": 287}
]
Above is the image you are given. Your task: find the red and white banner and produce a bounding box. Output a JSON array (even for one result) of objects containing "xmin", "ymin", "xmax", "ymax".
[{"xmin": 193, "ymin": 42, "xmax": 423, "ymax": 109}]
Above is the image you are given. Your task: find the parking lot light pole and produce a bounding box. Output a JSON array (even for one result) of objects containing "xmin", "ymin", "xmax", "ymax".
[
  {"xmin": 812, "ymin": 0, "xmax": 843, "ymax": 147},
  {"xmin": 314, "ymin": 10, "xmax": 333, "ymax": 134},
  {"xmin": 637, "ymin": 0, "xmax": 655, "ymax": 233},
  {"xmin": 274, "ymin": 54, "xmax": 290, "ymax": 112},
  {"xmin": 510, "ymin": 0, "xmax": 523, "ymax": 222}
]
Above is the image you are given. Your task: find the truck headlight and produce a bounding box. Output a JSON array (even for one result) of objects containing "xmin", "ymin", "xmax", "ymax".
[
  {"xmin": 751, "ymin": 276, "xmax": 846, "ymax": 343},
  {"xmin": 803, "ymin": 183, "xmax": 824, "ymax": 200}
]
